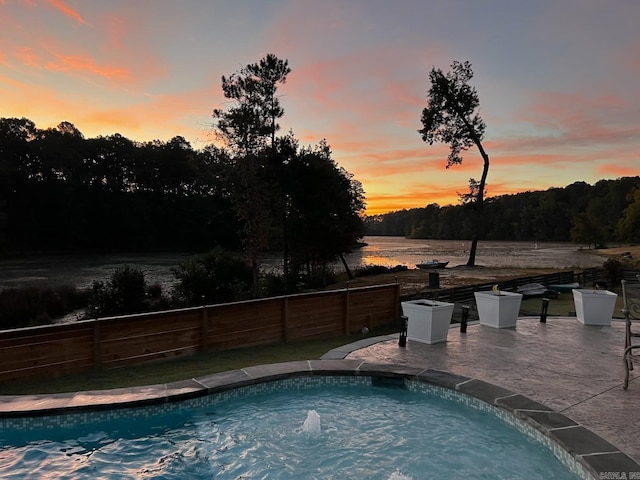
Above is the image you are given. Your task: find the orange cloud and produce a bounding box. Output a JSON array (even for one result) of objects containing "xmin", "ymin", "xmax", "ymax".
[
  {"xmin": 45, "ymin": 0, "xmax": 86, "ymax": 25},
  {"xmin": 0, "ymin": 68, "xmax": 224, "ymax": 148},
  {"xmin": 7, "ymin": 42, "xmax": 133, "ymax": 85},
  {"xmin": 46, "ymin": 53, "xmax": 130, "ymax": 81},
  {"xmin": 68, "ymin": 86, "xmax": 223, "ymax": 144}
]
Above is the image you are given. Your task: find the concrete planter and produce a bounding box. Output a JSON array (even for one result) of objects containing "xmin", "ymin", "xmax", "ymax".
[
  {"xmin": 401, "ymin": 299, "xmax": 455, "ymax": 344},
  {"xmin": 474, "ymin": 291, "xmax": 523, "ymax": 329},
  {"xmin": 572, "ymin": 289, "xmax": 618, "ymax": 326}
]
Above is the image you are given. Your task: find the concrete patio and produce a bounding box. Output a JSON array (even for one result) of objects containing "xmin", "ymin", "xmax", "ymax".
[{"xmin": 326, "ymin": 316, "xmax": 640, "ymax": 465}]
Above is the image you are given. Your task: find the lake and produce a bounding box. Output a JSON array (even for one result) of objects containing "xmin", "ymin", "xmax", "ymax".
[{"xmin": 0, "ymin": 237, "xmax": 608, "ymax": 292}]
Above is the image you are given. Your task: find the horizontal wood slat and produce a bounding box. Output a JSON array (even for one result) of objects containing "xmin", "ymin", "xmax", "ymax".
[{"xmin": 0, "ymin": 284, "xmax": 399, "ymax": 383}]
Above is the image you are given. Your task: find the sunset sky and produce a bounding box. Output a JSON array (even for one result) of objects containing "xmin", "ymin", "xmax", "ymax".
[{"xmin": 2, "ymin": 1, "xmax": 639, "ymax": 214}]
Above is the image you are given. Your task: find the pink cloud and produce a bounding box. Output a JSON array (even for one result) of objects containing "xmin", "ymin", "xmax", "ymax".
[
  {"xmin": 513, "ymin": 91, "xmax": 640, "ymax": 149},
  {"xmin": 0, "ymin": 2, "xmax": 170, "ymax": 90},
  {"xmin": 45, "ymin": 0, "xmax": 86, "ymax": 24},
  {"xmin": 596, "ymin": 163, "xmax": 640, "ymax": 178},
  {"xmin": 14, "ymin": 46, "xmax": 40, "ymax": 68}
]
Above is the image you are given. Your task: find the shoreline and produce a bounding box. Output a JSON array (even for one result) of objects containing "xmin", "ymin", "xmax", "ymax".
[{"xmin": 331, "ymin": 245, "xmax": 640, "ymax": 297}]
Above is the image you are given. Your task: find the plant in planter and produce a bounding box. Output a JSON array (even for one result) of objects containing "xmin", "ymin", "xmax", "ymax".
[
  {"xmin": 401, "ymin": 299, "xmax": 455, "ymax": 344},
  {"xmin": 474, "ymin": 286, "xmax": 523, "ymax": 329}
]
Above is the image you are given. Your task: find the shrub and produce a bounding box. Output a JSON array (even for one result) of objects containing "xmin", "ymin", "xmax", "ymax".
[
  {"xmin": 303, "ymin": 267, "xmax": 337, "ymax": 289},
  {"xmin": 355, "ymin": 264, "xmax": 408, "ymax": 277},
  {"xmin": 602, "ymin": 258, "xmax": 622, "ymax": 287},
  {"xmin": 0, "ymin": 285, "xmax": 87, "ymax": 329},
  {"xmin": 86, "ymin": 265, "xmax": 148, "ymax": 317},
  {"xmin": 170, "ymin": 248, "xmax": 253, "ymax": 306}
]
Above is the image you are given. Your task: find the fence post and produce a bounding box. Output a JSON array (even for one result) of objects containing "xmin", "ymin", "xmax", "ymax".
[
  {"xmin": 393, "ymin": 278, "xmax": 400, "ymax": 323},
  {"xmin": 344, "ymin": 282, "xmax": 351, "ymax": 335},
  {"xmin": 93, "ymin": 319, "xmax": 102, "ymax": 368},
  {"xmin": 284, "ymin": 296, "xmax": 290, "ymax": 341},
  {"xmin": 201, "ymin": 303, "xmax": 209, "ymax": 352}
]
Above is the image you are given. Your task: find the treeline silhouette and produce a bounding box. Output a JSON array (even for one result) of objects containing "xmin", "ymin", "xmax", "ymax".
[
  {"xmin": 365, "ymin": 177, "xmax": 640, "ymax": 244},
  {"xmin": 0, "ymin": 119, "xmax": 245, "ymax": 253}
]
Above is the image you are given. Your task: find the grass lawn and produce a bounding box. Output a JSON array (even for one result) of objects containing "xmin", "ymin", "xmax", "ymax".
[{"xmin": 0, "ymin": 328, "xmax": 397, "ymax": 395}]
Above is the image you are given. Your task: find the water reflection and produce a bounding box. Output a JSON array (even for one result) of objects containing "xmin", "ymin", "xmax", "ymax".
[
  {"xmin": 344, "ymin": 237, "xmax": 607, "ymax": 271},
  {"xmin": 0, "ymin": 237, "xmax": 608, "ymax": 291}
]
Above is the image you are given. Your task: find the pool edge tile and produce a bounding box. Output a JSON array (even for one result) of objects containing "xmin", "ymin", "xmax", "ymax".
[
  {"xmin": 194, "ymin": 369, "xmax": 253, "ymax": 391},
  {"xmin": 308, "ymin": 359, "xmax": 364, "ymax": 373},
  {"xmin": 68, "ymin": 384, "xmax": 169, "ymax": 410},
  {"xmin": 517, "ymin": 410, "xmax": 579, "ymax": 431},
  {"xmin": 456, "ymin": 378, "xmax": 514, "ymax": 404},
  {"xmin": 496, "ymin": 394, "xmax": 554, "ymax": 413},
  {"xmin": 242, "ymin": 360, "xmax": 312, "ymax": 380},
  {"xmin": 578, "ymin": 452, "xmax": 640, "ymax": 479},
  {"xmin": 0, "ymin": 392, "xmax": 75, "ymax": 417},
  {"xmin": 357, "ymin": 361, "xmax": 425, "ymax": 377},
  {"xmin": 416, "ymin": 369, "xmax": 471, "ymax": 389},
  {"xmin": 550, "ymin": 425, "xmax": 621, "ymax": 456}
]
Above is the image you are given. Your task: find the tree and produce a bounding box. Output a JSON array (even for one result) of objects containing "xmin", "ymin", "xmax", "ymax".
[
  {"xmin": 616, "ymin": 188, "xmax": 640, "ymax": 242},
  {"xmin": 418, "ymin": 60, "xmax": 489, "ymax": 266},
  {"xmin": 570, "ymin": 213, "xmax": 607, "ymax": 249},
  {"xmin": 213, "ymin": 53, "xmax": 291, "ymax": 154},
  {"xmin": 212, "ymin": 54, "xmax": 291, "ymax": 289},
  {"xmin": 286, "ymin": 140, "xmax": 365, "ymax": 282}
]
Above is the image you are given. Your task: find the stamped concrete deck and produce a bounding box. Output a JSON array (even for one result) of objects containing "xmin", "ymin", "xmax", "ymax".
[{"xmin": 332, "ymin": 317, "xmax": 640, "ymax": 465}]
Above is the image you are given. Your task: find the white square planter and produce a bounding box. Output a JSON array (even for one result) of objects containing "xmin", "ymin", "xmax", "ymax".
[
  {"xmin": 572, "ymin": 289, "xmax": 618, "ymax": 326},
  {"xmin": 401, "ymin": 299, "xmax": 455, "ymax": 344},
  {"xmin": 474, "ymin": 291, "xmax": 523, "ymax": 329}
]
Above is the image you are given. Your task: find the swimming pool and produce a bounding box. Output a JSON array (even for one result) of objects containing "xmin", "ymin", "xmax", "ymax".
[{"xmin": 0, "ymin": 371, "xmax": 592, "ymax": 479}]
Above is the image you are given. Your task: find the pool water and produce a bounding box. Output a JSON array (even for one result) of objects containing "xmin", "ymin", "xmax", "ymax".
[{"xmin": 0, "ymin": 380, "xmax": 582, "ymax": 479}]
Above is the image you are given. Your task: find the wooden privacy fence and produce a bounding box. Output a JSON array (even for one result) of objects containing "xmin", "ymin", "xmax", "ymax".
[{"xmin": 0, "ymin": 283, "xmax": 400, "ymax": 383}]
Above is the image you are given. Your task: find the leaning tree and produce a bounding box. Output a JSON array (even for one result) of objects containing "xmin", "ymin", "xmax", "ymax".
[{"xmin": 418, "ymin": 60, "xmax": 489, "ymax": 267}]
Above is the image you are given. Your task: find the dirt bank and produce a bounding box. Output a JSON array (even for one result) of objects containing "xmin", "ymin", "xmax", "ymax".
[
  {"xmin": 332, "ymin": 265, "xmax": 564, "ymax": 297},
  {"xmin": 329, "ymin": 244, "xmax": 640, "ymax": 297}
]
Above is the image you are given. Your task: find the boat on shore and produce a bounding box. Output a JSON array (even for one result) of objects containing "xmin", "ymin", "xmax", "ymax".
[
  {"xmin": 416, "ymin": 260, "xmax": 449, "ymax": 269},
  {"xmin": 516, "ymin": 282, "xmax": 558, "ymax": 298},
  {"xmin": 547, "ymin": 282, "xmax": 580, "ymax": 293}
]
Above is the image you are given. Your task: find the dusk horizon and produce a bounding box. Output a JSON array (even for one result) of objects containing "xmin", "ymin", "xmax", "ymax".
[{"xmin": 2, "ymin": 1, "xmax": 640, "ymax": 214}]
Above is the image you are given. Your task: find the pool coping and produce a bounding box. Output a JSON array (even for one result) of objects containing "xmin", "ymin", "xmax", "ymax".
[{"xmin": 0, "ymin": 355, "xmax": 638, "ymax": 479}]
